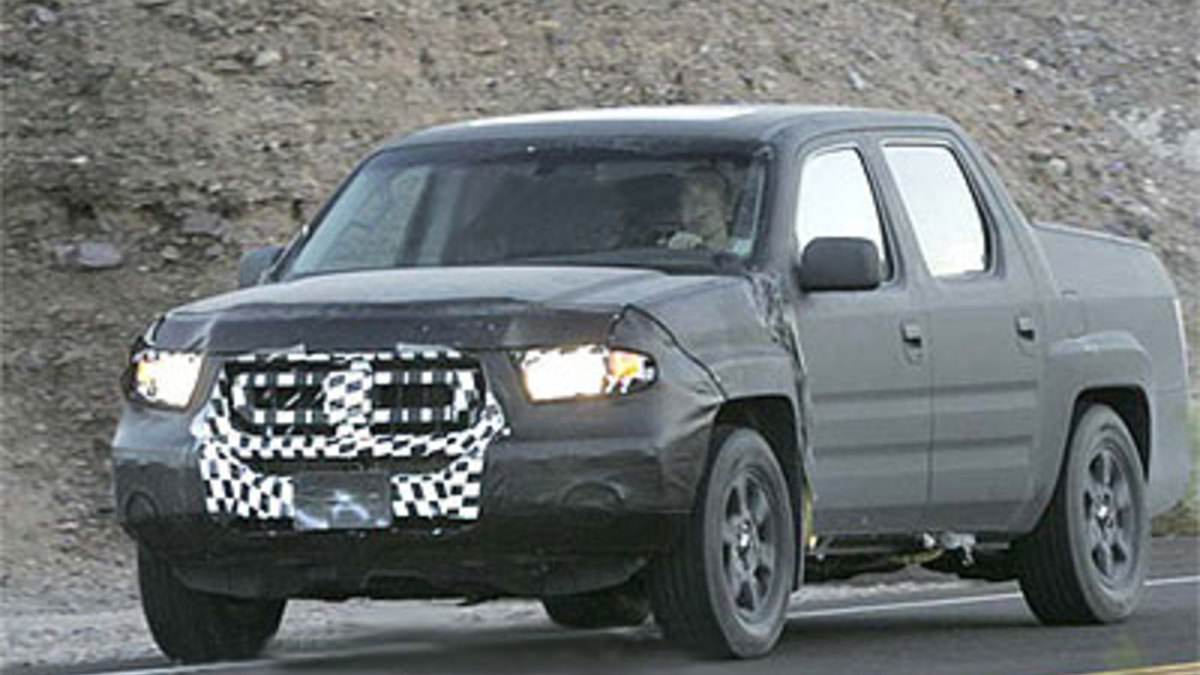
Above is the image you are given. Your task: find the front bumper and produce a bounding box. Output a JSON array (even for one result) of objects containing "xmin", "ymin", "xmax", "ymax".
[{"xmin": 113, "ymin": 347, "xmax": 722, "ymax": 598}]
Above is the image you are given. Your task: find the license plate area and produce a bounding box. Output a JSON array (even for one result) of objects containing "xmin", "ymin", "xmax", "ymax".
[{"xmin": 293, "ymin": 472, "xmax": 392, "ymax": 531}]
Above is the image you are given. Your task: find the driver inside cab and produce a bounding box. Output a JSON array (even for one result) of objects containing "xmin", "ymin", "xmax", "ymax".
[{"xmin": 663, "ymin": 170, "xmax": 731, "ymax": 251}]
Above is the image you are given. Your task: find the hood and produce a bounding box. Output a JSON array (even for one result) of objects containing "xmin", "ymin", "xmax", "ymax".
[{"xmin": 153, "ymin": 265, "xmax": 741, "ymax": 353}]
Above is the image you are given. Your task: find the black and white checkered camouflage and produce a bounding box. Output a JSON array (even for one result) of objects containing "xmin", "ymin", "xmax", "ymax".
[{"xmin": 195, "ymin": 348, "xmax": 507, "ymax": 522}]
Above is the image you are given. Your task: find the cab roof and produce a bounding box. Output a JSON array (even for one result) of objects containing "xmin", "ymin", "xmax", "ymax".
[{"xmin": 384, "ymin": 105, "xmax": 953, "ymax": 148}]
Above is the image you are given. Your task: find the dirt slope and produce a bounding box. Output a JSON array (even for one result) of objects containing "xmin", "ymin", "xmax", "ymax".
[{"xmin": 1, "ymin": 0, "xmax": 1197, "ymax": 620}]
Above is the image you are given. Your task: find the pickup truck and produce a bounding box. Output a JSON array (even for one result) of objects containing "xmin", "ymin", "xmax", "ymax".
[{"xmin": 113, "ymin": 105, "xmax": 1192, "ymax": 662}]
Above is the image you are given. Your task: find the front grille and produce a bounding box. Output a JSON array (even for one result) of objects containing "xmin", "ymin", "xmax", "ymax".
[
  {"xmin": 221, "ymin": 351, "xmax": 486, "ymax": 438},
  {"xmin": 243, "ymin": 454, "xmax": 457, "ymax": 477}
]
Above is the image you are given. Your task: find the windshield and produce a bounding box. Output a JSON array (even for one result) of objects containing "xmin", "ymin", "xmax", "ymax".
[{"xmin": 280, "ymin": 139, "xmax": 768, "ymax": 279}]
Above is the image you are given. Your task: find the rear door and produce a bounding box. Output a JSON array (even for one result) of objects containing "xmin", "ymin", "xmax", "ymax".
[
  {"xmin": 877, "ymin": 137, "xmax": 1044, "ymax": 531},
  {"xmin": 792, "ymin": 140, "xmax": 932, "ymax": 534}
]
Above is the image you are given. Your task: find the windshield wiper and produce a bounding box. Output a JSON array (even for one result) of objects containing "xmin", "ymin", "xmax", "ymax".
[{"xmin": 491, "ymin": 250, "xmax": 744, "ymax": 274}]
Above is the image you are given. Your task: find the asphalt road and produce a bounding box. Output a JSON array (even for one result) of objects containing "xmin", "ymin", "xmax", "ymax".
[{"xmin": 30, "ymin": 538, "xmax": 1200, "ymax": 675}]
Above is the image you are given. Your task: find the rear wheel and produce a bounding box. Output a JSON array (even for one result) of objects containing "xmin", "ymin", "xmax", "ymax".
[
  {"xmin": 541, "ymin": 578, "xmax": 650, "ymax": 629},
  {"xmin": 138, "ymin": 548, "xmax": 286, "ymax": 663},
  {"xmin": 649, "ymin": 425, "xmax": 796, "ymax": 659},
  {"xmin": 1015, "ymin": 404, "xmax": 1149, "ymax": 624}
]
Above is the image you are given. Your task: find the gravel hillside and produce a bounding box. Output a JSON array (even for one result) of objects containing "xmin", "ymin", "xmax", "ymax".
[{"xmin": 1, "ymin": 0, "xmax": 1197, "ymax": 661}]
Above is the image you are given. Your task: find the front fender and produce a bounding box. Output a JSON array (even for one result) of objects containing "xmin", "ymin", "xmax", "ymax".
[{"xmin": 623, "ymin": 273, "xmax": 810, "ymax": 469}]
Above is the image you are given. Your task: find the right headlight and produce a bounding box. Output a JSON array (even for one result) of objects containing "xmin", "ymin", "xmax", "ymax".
[
  {"xmin": 516, "ymin": 345, "xmax": 656, "ymax": 402},
  {"xmin": 128, "ymin": 348, "xmax": 204, "ymax": 409}
]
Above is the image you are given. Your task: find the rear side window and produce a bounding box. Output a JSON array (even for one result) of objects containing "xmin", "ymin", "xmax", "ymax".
[
  {"xmin": 883, "ymin": 145, "xmax": 989, "ymax": 277},
  {"xmin": 795, "ymin": 148, "xmax": 891, "ymax": 278}
]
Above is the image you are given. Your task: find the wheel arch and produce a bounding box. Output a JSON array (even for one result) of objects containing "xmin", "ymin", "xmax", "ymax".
[
  {"xmin": 1073, "ymin": 386, "xmax": 1151, "ymax": 480},
  {"xmin": 1015, "ymin": 330, "xmax": 1156, "ymax": 533},
  {"xmin": 714, "ymin": 395, "xmax": 809, "ymax": 588}
]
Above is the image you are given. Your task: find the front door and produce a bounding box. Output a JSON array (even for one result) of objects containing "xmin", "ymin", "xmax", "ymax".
[{"xmin": 792, "ymin": 143, "xmax": 932, "ymax": 534}]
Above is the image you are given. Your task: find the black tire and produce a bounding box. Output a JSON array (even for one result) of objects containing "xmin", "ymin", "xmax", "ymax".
[
  {"xmin": 542, "ymin": 578, "xmax": 651, "ymax": 629},
  {"xmin": 649, "ymin": 425, "xmax": 797, "ymax": 659},
  {"xmin": 1015, "ymin": 404, "xmax": 1149, "ymax": 624},
  {"xmin": 138, "ymin": 548, "xmax": 286, "ymax": 663}
]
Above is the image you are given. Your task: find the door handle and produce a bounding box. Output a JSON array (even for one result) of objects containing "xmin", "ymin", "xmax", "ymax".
[
  {"xmin": 1016, "ymin": 315, "xmax": 1037, "ymax": 341},
  {"xmin": 901, "ymin": 321, "xmax": 923, "ymax": 347}
]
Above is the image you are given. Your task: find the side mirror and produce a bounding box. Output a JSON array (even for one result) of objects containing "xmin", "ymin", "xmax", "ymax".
[
  {"xmin": 798, "ymin": 237, "xmax": 882, "ymax": 292},
  {"xmin": 238, "ymin": 245, "xmax": 284, "ymax": 288}
]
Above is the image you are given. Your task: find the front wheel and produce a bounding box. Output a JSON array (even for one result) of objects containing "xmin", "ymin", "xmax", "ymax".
[
  {"xmin": 138, "ymin": 548, "xmax": 286, "ymax": 663},
  {"xmin": 649, "ymin": 425, "xmax": 797, "ymax": 659},
  {"xmin": 1015, "ymin": 404, "xmax": 1149, "ymax": 624}
]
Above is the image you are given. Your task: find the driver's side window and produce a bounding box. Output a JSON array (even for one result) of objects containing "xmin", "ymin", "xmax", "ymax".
[{"xmin": 795, "ymin": 147, "xmax": 892, "ymax": 279}]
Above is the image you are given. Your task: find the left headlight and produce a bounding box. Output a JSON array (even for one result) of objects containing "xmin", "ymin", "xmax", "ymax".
[
  {"xmin": 517, "ymin": 345, "xmax": 656, "ymax": 402},
  {"xmin": 129, "ymin": 349, "xmax": 204, "ymax": 409}
]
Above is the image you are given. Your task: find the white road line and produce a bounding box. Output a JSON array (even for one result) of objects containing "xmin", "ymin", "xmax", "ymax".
[
  {"xmin": 1145, "ymin": 575, "xmax": 1200, "ymax": 588},
  {"xmin": 75, "ymin": 575, "xmax": 1200, "ymax": 675},
  {"xmin": 789, "ymin": 574, "xmax": 1200, "ymax": 620},
  {"xmin": 74, "ymin": 660, "xmax": 272, "ymax": 675},
  {"xmin": 789, "ymin": 590, "xmax": 1027, "ymax": 618}
]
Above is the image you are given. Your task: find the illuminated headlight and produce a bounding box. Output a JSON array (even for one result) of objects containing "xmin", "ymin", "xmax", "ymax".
[
  {"xmin": 517, "ymin": 346, "xmax": 656, "ymax": 402},
  {"xmin": 129, "ymin": 349, "xmax": 204, "ymax": 409}
]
